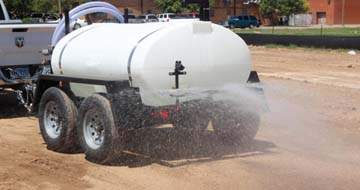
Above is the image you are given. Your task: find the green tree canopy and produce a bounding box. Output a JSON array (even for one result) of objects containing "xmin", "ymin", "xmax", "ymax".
[
  {"xmin": 260, "ymin": 0, "xmax": 309, "ymax": 17},
  {"xmin": 3, "ymin": 0, "xmax": 32, "ymax": 17},
  {"xmin": 31, "ymin": 0, "xmax": 58, "ymax": 13},
  {"xmin": 155, "ymin": 0, "xmax": 199, "ymax": 13},
  {"xmin": 4, "ymin": 0, "xmax": 90, "ymax": 17}
]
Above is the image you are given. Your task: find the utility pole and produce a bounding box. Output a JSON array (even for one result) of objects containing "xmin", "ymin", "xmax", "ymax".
[
  {"xmin": 233, "ymin": 0, "xmax": 237, "ymax": 16},
  {"xmin": 58, "ymin": 0, "xmax": 62, "ymax": 15},
  {"xmin": 140, "ymin": 0, "xmax": 144, "ymax": 14},
  {"xmin": 341, "ymin": 0, "xmax": 346, "ymax": 25},
  {"xmin": 182, "ymin": 0, "xmax": 210, "ymax": 21}
]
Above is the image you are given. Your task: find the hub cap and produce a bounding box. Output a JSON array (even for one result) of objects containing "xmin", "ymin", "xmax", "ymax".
[
  {"xmin": 44, "ymin": 101, "xmax": 62, "ymax": 139},
  {"xmin": 83, "ymin": 110, "xmax": 105, "ymax": 150}
]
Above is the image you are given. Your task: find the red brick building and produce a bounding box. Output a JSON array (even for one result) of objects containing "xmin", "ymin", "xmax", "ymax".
[
  {"xmin": 307, "ymin": 0, "xmax": 360, "ymax": 24},
  {"xmin": 105, "ymin": 0, "xmax": 157, "ymax": 16},
  {"xmin": 105, "ymin": 0, "xmax": 261, "ymax": 24}
]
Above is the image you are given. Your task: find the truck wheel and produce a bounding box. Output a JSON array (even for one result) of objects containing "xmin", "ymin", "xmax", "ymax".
[
  {"xmin": 173, "ymin": 104, "xmax": 210, "ymax": 134},
  {"xmin": 229, "ymin": 24, "xmax": 235, "ymax": 29},
  {"xmin": 77, "ymin": 94, "xmax": 122, "ymax": 163},
  {"xmin": 173, "ymin": 114, "xmax": 209, "ymax": 133},
  {"xmin": 38, "ymin": 87, "xmax": 79, "ymax": 152},
  {"xmin": 249, "ymin": 24, "xmax": 254, "ymax": 29},
  {"xmin": 212, "ymin": 109, "xmax": 260, "ymax": 145}
]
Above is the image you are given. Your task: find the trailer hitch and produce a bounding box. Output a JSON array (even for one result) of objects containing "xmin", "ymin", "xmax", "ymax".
[{"xmin": 16, "ymin": 83, "xmax": 36, "ymax": 113}]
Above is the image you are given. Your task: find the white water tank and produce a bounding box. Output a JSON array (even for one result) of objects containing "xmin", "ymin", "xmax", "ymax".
[{"xmin": 51, "ymin": 21, "xmax": 252, "ymax": 106}]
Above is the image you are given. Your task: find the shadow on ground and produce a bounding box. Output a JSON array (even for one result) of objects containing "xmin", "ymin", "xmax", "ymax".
[
  {"xmin": 99, "ymin": 127, "xmax": 276, "ymax": 168},
  {"xmin": 0, "ymin": 90, "xmax": 28, "ymax": 119},
  {"xmin": 0, "ymin": 90, "xmax": 275, "ymax": 168}
]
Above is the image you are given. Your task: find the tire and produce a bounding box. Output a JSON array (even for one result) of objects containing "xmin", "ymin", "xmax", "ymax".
[
  {"xmin": 229, "ymin": 24, "xmax": 235, "ymax": 29},
  {"xmin": 77, "ymin": 94, "xmax": 122, "ymax": 163},
  {"xmin": 173, "ymin": 113, "xmax": 209, "ymax": 135},
  {"xmin": 249, "ymin": 24, "xmax": 254, "ymax": 29},
  {"xmin": 38, "ymin": 87, "xmax": 79, "ymax": 152},
  {"xmin": 212, "ymin": 105, "xmax": 260, "ymax": 146},
  {"xmin": 172, "ymin": 103, "xmax": 210, "ymax": 134}
]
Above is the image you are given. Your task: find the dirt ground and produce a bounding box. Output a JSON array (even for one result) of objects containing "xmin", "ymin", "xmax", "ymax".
[{"xmin": 1, "ymin": 47, "xmax": 360, "ymax": 190}]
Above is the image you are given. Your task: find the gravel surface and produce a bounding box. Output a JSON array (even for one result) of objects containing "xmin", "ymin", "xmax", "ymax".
[{"xmin": 0, "ymin": 46, "xmax": 359, "ymax": 190}]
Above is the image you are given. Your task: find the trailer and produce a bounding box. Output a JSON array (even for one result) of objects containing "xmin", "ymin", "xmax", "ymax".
[{"xmin": 33, "ymin": 2, "xmax": 264, "ymax": 163}]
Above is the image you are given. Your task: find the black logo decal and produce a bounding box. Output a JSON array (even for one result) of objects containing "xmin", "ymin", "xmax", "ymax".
[{"xmin": 15, "ymin": 37, "xmax": 25, "ymax": 48}]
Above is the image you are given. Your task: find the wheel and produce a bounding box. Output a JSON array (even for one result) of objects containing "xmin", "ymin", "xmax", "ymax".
[
  {"xmin": 229, "ymin": 24, "xmax": 235, "ymax": 29},
  {"xmin": 249, "ymin": 24, "xmax": 254, "ymax": 29},
  {"xmin": 77, "ymin": 94, "xmax": 122, "ymax": 163},
  {"xmin": 173, "ymin": 113, "xmax": 209, "ymax": 133},
  {"xmin": 212, "ymin": 105, "xmax": 260, "ymax": 145},
  {"xmin": 73, "ymin": 23, "xmax": 81, "ymax": 30},
  {"xmin": 38, "ymin": 87, "xmax": 79, "ymax": 152},
  {"xmin": 172, "ymin": 103, "xmax": 210, "ymax": 136}
]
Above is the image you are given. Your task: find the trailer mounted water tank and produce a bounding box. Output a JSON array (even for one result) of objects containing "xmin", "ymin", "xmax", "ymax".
[{"xmin": 51, "ymin": 21, "xmax": 252, "ymax": 106}]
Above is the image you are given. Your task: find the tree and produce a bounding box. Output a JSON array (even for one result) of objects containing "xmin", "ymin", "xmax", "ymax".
[
  {"xmin": 61, "ymin": 0, "xmax": 90, "ymax": 9},
  {"xmin": 3, "ymin": 0, "xmax": 32, "ymax": 17},
  {"xmin": 31, "ymin": 0, "xmax": 58, "ymax": 13},
  {"xmin": 4, "ymin": 0, "xmax": 90, "ymax": 17},
  {"xmin": 32, "ymin": 0, "xmax": 90, "ymax": 13},
  {"xmin": 156, "ymin": 0, "xmax": 199, "ymax": 13},
  {"xmin": 259, "ymin": 0, "xmax": 309, "ymax": 25}
]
